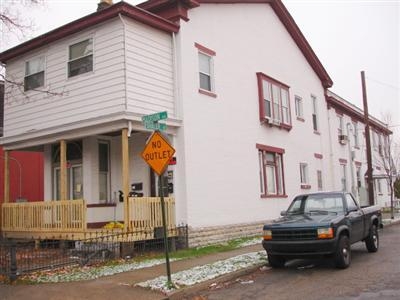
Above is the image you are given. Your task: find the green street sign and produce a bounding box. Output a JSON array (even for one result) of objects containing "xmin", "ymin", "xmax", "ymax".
[
  {"xmin": 144, "ymin": 122, "xmax": 167, "ymax": 131},
  {"xmin": 142, "ymin": 111, "xmax": 168, "ymax": 123}
]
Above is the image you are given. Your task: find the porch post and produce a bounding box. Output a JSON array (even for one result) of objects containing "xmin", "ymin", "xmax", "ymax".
[
  {"xmin": 122, "ymin": 128, "xmax": 130, "ymax": 230},
  {"xmin": 4, "ymin": 150, "xmax": 9, "ymax": 203},
  {"xmin": 60, "ymin": 140, "xmax": 67, "ymax": 201}
]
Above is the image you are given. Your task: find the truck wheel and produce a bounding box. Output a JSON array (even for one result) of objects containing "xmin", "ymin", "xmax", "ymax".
[
  {"xmin": 267, "ymin": 254, "xmax": 285, "ymax": 268},
  {"xmin": 334, "ymin": 235, "xmax": 351, "ymax": 269},
  {"xmin": 365, "ymin": 224, "xmax": 379, "ymax": 253}
]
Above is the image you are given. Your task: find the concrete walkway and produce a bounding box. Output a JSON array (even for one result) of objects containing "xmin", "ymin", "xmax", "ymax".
[
  {"xmin": 0, "ymin": 244, "xmax": 263, "ymax": 300},
  {"xmin": 1, "ymin": 216, "xmax": 399, "ymax": 300}
]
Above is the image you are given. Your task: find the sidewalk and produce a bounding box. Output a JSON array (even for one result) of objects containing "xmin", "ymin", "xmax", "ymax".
[
  {"xmin": 0, "ymin": 243, "xmax": 264, "ymax": 300},
  {"xmin": 1, "ymin": 215, "xmax": 399, "ymax": 300}
]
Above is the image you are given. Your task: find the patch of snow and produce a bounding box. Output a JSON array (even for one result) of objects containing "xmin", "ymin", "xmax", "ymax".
[{"xmin": 136, "ymin": 251, "xmax": 267, "ymax": 294}]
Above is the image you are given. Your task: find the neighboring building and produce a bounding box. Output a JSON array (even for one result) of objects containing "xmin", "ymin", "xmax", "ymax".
[
  {"xmin": 326, "ymin": 91, "xmax": 392, "ymax": 208},
  {"xmin": 0, "ymin": 81, "xmax": 44, "ymax": 204},
  {"xmin": 0, "ymin": 0, "xmax": 392, "ymax": 246}
]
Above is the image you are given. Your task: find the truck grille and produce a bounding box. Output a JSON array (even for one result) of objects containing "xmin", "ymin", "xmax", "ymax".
[{"xmin": 272, "ymin": 229, "xmax": 317, "ymax": 241}]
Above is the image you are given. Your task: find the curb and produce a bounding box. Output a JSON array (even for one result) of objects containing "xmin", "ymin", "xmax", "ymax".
[
  {"xmin": 382, "ymin": 218, "xmax": 400, "ymax": 227},
  {"xmin": 164, "ymin": 262, "xmax": 266, "ymax": 300}
]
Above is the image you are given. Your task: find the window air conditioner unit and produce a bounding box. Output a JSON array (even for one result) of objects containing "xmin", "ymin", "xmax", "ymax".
[
  {"xmin": 339, "ymin": 135, "xmax": 348, "ymax": 145},
  {"xmin": 272, "ymin": 119, "xmax": 281, "ymax": 126}
]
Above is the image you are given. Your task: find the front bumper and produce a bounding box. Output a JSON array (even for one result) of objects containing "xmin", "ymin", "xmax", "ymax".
[{"xmin": 262, "ymin": 237, "xmax": 338, "ymax": 256}]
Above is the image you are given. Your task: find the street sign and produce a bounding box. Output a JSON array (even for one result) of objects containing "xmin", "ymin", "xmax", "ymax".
[
  {"xmin": 141, "ymin": 131, "xmax": 175, "ymax": 176},
  {"xmin": 144, "ymin": 122, "xmax": 167, "ymax": 131},
  {"xmin": 142, "ymin": 111, "xmax": 168, "ymax": 123}
]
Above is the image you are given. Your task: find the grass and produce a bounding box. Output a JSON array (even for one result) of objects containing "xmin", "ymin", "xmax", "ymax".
[
  {"xmin": 3, "ymin": 236, "xmax": 262, "ymax": 284},
  {"xmin": 168, "ymin": 236, "xmax": 261, "ymax": 260}
]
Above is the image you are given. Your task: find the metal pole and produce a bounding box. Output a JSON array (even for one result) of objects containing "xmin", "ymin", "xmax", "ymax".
[
  {"xmin": 361, "ymin": 71, "xmax": 374, "ymax": 206},
  {"xmin": 159, "ymin": 173, "xmax": 172, "ymax": 286}
]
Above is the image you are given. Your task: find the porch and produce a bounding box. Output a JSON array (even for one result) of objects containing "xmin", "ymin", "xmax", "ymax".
[{"xmin": 1, "ymin": 197, "xmax": 176, "ymax": 241}]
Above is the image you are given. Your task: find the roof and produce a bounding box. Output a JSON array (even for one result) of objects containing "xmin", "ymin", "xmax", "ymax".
[
  {"xmin": 138, "ymin": 0, "xmax": 333, "ymax": 88},
  {"xmin": 0, "ymin": 1, "xmax": 179, "ymax": 63},
  {"xmin": 326, "ymin": 90, "xmax": 392, "ymax": 135}
]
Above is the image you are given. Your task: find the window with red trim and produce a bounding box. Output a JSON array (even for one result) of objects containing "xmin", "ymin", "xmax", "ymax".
[
  {"xmin": 257, "ymin": 72, "xmax": 292, "ymax": 129},
  {"xmin": 257, "ymin": 144, "xmax": 286, "ymax": 197},
  {"xmin": 195, "ymin": 43, "xmax": 216, "ymax": 96}
]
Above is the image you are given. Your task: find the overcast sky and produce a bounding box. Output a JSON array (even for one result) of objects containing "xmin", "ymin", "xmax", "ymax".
[{"xmin": 1, "ymin": 0, "xmax": 399, "ymax": 138}]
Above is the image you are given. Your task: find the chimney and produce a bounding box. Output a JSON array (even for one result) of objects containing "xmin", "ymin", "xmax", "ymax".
[{"xmin": 97, "ymin": 0, "xmax": 113, "ymax": 11}]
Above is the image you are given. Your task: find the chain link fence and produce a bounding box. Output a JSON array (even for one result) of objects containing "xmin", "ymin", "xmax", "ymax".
[{"xmin": 0, "ymin": 225, "xmax": 188, "ymax": 282}]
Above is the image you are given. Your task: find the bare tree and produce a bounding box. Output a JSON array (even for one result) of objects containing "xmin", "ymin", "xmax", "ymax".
[
  {"xmin": 0, "ymin": 0, "xmax": 43, "ymax": 43},
  {"xmin": 374, "ymin": 114, "xmax": 400, "ymax": 219},
  {"xmin": 1, "ymin": 1, "xmax": 66, "ymax": 100}
]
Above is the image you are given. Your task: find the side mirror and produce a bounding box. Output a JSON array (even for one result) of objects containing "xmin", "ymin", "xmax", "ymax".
[{"xmin": 280, "ymin": 211, "xmax": 287, "ymax": 216}]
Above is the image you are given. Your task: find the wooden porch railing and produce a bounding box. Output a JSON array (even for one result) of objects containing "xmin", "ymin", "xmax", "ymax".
[
  {"xmin": 1, "ymin": 200, "xmax": 86, "ymax": 232},
  {"xmin": 128, "ymin": 197, "xmax": 176, "ymax": 230}
]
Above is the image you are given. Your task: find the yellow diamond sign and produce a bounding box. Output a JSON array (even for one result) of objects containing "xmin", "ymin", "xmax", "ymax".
[{"xmin": 141, "ymin": 131, "xmax": 175, "ymax": 176}]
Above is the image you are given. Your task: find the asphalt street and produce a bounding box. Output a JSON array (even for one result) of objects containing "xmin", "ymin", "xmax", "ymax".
[{"xmin": 189, "ymin": 223, "xmax": 400, "ymax": 300}]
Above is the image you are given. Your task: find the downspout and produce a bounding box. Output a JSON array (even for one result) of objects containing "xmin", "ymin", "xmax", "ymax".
[
  {"xmin": 325, "ymin": 93, "xmax": 336, "ymax": 190},
  {"xmin": 347, "ymin": 123, "xmax": 356, "ymax": 198},
  {"xmin": 172, "ymin": 32, "xmax": 180, "ymax": 118},
  {"xmin": 118, "ymin": 13, "xmax": 128, "ymax": 112}
]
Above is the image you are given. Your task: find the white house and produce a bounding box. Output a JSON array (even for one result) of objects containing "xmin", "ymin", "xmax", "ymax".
[{"xmin": 0, "ymin": 0, "xmax": 392, "ymax": 246}]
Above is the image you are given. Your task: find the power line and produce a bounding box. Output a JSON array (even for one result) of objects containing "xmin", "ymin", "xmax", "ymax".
[{"xmin": 366, "ymin": 76, "xmax": 400, "ymax": 91}]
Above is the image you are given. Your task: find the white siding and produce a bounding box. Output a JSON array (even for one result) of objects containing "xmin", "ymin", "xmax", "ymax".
[
  {"xmin": 123, "ymin": 17, "xmax": 175, "ymax": 117},
  {"xmin": 175, "ymin": 4, "xmax": 330, "ymax": 227},
  {"xmin": 4, "ymin": 18, "xmax": 126, "ymax": 137}
]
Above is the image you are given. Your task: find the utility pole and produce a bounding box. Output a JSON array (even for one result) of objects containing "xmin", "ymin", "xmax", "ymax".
[{"xmin": 361, "ymin": 71, "xmax": 374, "ymax": 206}]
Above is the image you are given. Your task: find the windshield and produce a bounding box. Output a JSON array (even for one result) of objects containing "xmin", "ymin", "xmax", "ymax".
[{"xmin": 287, "ymin": 194, "xmax": 344, "ymax": 215}]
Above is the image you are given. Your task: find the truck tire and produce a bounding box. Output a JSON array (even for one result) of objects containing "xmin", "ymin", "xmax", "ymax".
[
  {"xmin": 267, "ymin": 254, "xmax": 285, "ymax": 268},
  {"xmin": 334, "ymin": 235, "xmax": 351, "ymax": 269},
  {"xmin": 365, "ymin": 224, "xmax": 379, "ymax": 253}
]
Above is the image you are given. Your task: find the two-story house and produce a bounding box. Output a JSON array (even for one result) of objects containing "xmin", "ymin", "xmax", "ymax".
[{"xmin": 0, "ymin": 0, "xmax": 392, "ymax": 247}]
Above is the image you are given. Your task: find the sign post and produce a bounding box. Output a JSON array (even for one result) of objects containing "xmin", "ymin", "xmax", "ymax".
[{"xmin": 141, "ymin": 124, "xmax": 175, "ymax": 287}]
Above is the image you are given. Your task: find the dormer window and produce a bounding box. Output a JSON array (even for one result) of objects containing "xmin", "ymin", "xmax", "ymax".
[
  {"xmin": 68, "ymin": 38, "xmax": 93, "ymax": 78},
  {"xmin": 24, "ymin": 56, "xmax": 44, "ymax": 91}
]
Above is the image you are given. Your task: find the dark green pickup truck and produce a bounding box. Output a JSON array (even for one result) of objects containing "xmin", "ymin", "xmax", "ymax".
[{"xmin": 262, "ymin": 192, "xmax": 382, "ymax": 269}]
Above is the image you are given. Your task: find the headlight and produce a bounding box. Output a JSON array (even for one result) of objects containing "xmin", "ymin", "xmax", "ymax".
[
  {"xmin": 317, "ymin": 227, "xmax": 334, "ymax": 239},
  {"xmin": 263, "ymin": 229, "xmax": 272, "ymax": 240}
]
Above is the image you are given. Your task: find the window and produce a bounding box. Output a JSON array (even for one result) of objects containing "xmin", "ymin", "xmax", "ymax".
[
  {"xmin": 338, "ymin": 115, "xmax": 344, "ymax": 136},
  {"xmin": 257, "ymin": 72, "xmax": 291, "ymax": 128},
  {"xmin": 257, "ymin": 144, "xmax": 285, "ymax": 197},
  {"xmin": 195, "ymin": 43, "xmax": 216, "ymax": 95},
  {"xmin": 99, "ymin": 141, "xmax": 110, "ymax": 202},
  {"xmin": 300, "ymin": 163, "xmax": 309, "ymax": 186},
  {"xmin": 311, "ymin": 95, "xmax": 318, "ymax": 131},
  {"xmin": 295, "ymin": 96, "xmax": 303, "ymax": 119},
  {"xmin": 353, "ymin": 121, "xmax": 359, "ymax": 147},
  {"xmin": 377, "ymin": 179, "xmax": 382, "ymax": 194},
  {"xmin": 24, "ymin": 56, "xmax": 45, "ymax": 91},
  {"xmin": 317, "ymin": 170, "xmax": 323, "ymax": 191},
  {"xmin": 341, "ymin": 164, "xmax": 347, "ymax": 192},
  {"xmin": 68, "ymin": 38, "xmax": 93, "ymax": 78}
]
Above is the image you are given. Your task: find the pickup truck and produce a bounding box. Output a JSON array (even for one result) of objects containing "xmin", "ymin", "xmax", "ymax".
[{"xmin": 262, "ymin": 191, "xmax": 382, "ymax": 269}]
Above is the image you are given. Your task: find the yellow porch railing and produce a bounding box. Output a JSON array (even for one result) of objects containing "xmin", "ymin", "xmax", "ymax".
[
  {"xmin": 1, "ymin": 200, "xmax": 86, "ymax": 232},
  {"xmin": 128, "ymin": 197, "xmax": 176, "ymax": 230}
]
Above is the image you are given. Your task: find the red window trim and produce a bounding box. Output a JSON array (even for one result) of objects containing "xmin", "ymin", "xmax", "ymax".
[
  {"xmin": 195, "ymin": 42, "xmax": 216, "ymax": 56},
  {"xmin": 301, "ymin": 184, "xmax": 312, "ymax": 189},
  {"xmin": 314, "ymin": 153, "xmax": 323, "ymax": 159},
  {"xmin": 257, "ymin": 143, "xmax": 286, "ymax": 198},
  {"xmin": 297, "ymin": 117, "xmax": 305, "ymax": 122},
  {"xmin": 198, "ymin": 88, "xmax": 217, "ymax": 98},
  {"xmin": 256, "ymin": 72, "xmax": 292, "ymax": 131},
  {"xmin": 339, "ymin": 158, "xmax": 347, "ymax": 164},
  {"xmin": 256, "ymin": 143, "xmax": 285, "ymax": 154},
  {"xmin": 355, "ymin": 161, "xmax": 362, "ymax": 167}
]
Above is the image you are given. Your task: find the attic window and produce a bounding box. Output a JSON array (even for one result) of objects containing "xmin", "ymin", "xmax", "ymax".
[
  {"xmin": 68, "ymin": 38, "xmax": 93, "ymax": 78},
  {"xmin": 24, "ymin": 56, "xmax": 45, "ymax": 91}
]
